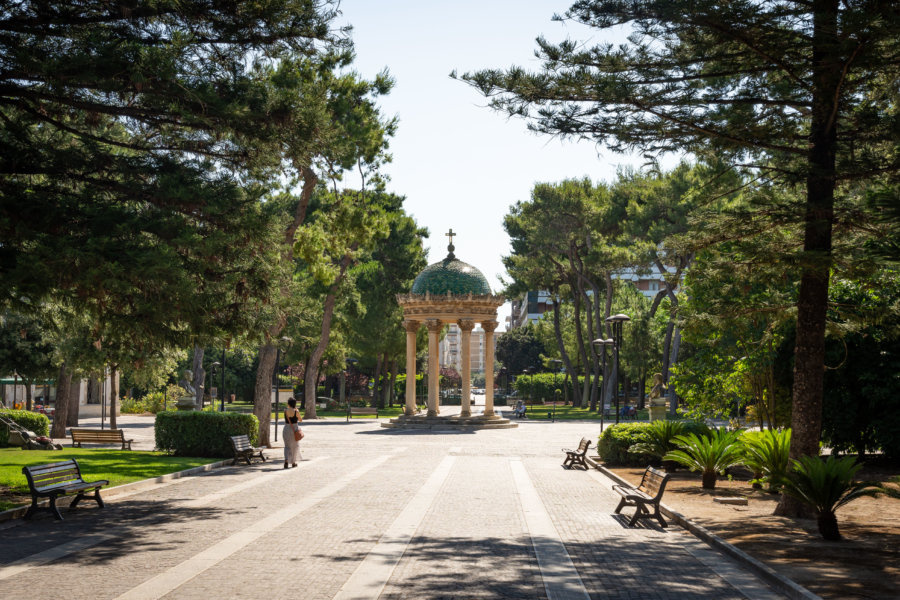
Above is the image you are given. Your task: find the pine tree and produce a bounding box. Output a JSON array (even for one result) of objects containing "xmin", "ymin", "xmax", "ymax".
[{"xmin": 461, "ymin": 0, "xmax": 900, "ymax": 516}]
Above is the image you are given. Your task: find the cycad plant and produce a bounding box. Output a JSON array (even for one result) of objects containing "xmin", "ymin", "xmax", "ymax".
[
  {"xmin": 781, "ymin": 455, "xmax": 882, "ymax": 541},
  {"xmin": 628, "ymin": 420, "xmax": 685, "ymax": 462},
  {"xmin": 664, "ymin": 429, "xmax": 744, "ymax": 489},
  {"xmin": 741, "ymin": 428, "xmax": 791, "ymax": 494}
]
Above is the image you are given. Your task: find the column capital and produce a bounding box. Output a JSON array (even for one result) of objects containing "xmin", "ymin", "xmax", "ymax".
[
  {"xmin": 481, "ymin": 320, "xmax": 499, "ymax": 333},
  {"xmin": 457, "ymin": 319, "xmax": 476, "ymax": 332},
  {"xmin": 402, "ymin": 319, "xmax": 420, "ymax": 333},
  {"xmin": 425, "ymin": 318, "xmax": 443, "ymax": 332}
]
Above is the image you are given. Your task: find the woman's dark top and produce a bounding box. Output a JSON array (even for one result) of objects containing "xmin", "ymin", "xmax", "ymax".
[{"xmin": 286, "ymin": 409, "xmax": 299, "ymax": 424}]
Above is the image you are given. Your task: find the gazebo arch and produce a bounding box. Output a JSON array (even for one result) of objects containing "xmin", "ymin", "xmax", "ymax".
[{"xmin": 390, "ymin": 234, "xmax": 511, "ymax": 428}]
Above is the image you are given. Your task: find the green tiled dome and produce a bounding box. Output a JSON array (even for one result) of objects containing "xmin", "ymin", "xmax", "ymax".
[{"xmin": 411, "ymin": 256, "xmax": 492, "ymax": 295}]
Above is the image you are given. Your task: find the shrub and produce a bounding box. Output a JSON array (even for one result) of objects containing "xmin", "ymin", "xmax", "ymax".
[
  {"xmin": 598, "ymin": 423, "xmax": 653, "ymax": 466},
  {"xmin": 155, "ymin": 411, "xmax": 259, "ymax": 457},
  {"xmin": 628, "ymin": 420, "xmax": 686, "ymax": 462},
  {"xmin": 740, "ymin": 428, "xmax": 792, "ymax": 493},
  {"xmin": 664, "ymin": 428, "xmax": 744, "ymax": 489},
  {"xmin": 121, "ymin": 392, "xmax": 169, "ymax": 415},
  {"xmin": 782, "ymin": 455, "xmax": 882, "ymax": 541},
  {"xmin": 0, "ymin": 409, "xmax": 50, "ymax": 445},
  {"xmin": 599, "ymin": 419, "xmax": 710, "ymax": 466}
]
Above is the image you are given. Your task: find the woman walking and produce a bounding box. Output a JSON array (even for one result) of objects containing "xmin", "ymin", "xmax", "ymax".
[{"xmin": 283, "ymin": 398, "xmax": 302, "ymax": 468}]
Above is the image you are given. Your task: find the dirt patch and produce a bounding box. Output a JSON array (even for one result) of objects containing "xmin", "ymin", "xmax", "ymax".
[{"xmin": 605, "ymin": 464, "xmax": 900, "ymax": 599}]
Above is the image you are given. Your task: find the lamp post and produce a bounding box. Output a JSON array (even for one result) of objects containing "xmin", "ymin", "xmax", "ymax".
[
  {"xmin": 220, "ymin": 348, "xmax": 226, "ymax": 412},
  {"xmin": 498, "ymin": 367, "xmax": 507, "ymax": 404},
  {"xmin": 604, "ymin": 313, "xmax": 631, "ymax": 425},
  {"xmin": 208, "ymin": 361, "xmax": 220, "ymax": 412},
  {"xmin": 592, "ymin": 338, "xmax": 614, "ymax": 430},
  {"xmin": 549, "ymin": 359, "xmax": 562, "ymax": 422},
  {"xmin": 521, "ymin": 368, "xmax": 531, "ymax": 404}
]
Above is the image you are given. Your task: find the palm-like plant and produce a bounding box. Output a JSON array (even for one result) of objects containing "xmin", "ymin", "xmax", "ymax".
[
  {"xmin": 741, "ymin": 428, "xmax": 791, "ymax": 494},
  {"xmin": 664, "ymin": 429, "xmax": 744, "ymax": 489},
  {"xmin": 781, "ymin": 455, "xmax": 882, "ymax": 541},
  {"xmin": 628, "ymin": 420, "xmax": 685, "ymax": 462}
]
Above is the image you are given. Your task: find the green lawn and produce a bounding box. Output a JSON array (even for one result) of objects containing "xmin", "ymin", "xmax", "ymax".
[
  {"xmin": 0, "ymin": 448, "xmax": 217, "ymax": 511},
  {"xmin": 516, "ymin": 404, "xmax": 650, "ymax": 421}
]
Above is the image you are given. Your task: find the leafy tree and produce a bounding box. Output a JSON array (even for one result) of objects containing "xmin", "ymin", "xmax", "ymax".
[
  {"xmin": 0, "ymin": 1, "xmax": 339, "ymax": 338},
  {"xmin": 821, "ymin": 273, "xmax": 900, "ymax": 459},
  {"xmin": 0, "ymin": 311, "xmax": 55, "ymax": 410},
  {"xmin": 348, "ymin": 195, "xmax": 427, "ymax": 409},
  {"xmin": 496, "ymin": 325, "xmax": 546, "ymax": 377},
  {"xmin": 461, "ymin": 0, "xmax": 900, "ymax": 516}
]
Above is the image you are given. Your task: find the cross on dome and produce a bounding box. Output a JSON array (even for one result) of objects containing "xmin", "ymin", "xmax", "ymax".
[{"xmin": 446, "ymin": 228, "xmax": 456, "ymax": 259}]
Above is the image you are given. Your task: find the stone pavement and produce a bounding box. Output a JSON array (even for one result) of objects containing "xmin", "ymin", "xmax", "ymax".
[{"xmin": 0, "ymin": 414, "xmax": 791, "ymax": 600}]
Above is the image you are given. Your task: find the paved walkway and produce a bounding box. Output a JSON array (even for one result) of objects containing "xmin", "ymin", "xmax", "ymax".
[{"xmin": 0, "ymin": 414, "xmax": 788, "ymax": 599}]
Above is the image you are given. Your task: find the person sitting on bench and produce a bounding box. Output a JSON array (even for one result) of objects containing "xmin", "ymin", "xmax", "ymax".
[{"xmin": 514, "ymin": 400, "xmax": 527, "ymax": 418}]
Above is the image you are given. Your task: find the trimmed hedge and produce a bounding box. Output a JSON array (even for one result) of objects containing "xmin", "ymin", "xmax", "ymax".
[
  {"xmin": 0, "ymin": 409, "xmax": 51, "ymax": 446},
  {"xmin": 155, "ymin": 411, "xmax": 259, "ymax": 457},
  {"xmin": 598, "ymin": 420, "xmax": 710, "ymax": 466}
]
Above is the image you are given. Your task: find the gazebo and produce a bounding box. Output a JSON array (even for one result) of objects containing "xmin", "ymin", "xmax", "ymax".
[{"xmin": 385, "ymin": 231, "xmax": 514, "ymax": 429}]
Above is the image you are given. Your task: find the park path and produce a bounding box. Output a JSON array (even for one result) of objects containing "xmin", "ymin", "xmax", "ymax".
[{"xmin": 0, "ymin": 416, "xmax": 786, "ymax": 600}]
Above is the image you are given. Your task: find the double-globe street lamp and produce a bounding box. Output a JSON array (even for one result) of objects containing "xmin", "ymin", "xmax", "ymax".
[{"xmin": 604, "ymin": 313, "xmax": 631, "ymax": 425}]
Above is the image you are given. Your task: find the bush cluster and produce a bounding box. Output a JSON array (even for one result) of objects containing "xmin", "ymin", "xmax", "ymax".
[
  {"xmin": 597, "ymin": 420, "xmax": 709, "ymax": 466},
  {"xmin": 514, "ymin": 373, "xmax": 584, "ymax": 402},
  {"xmin": 0, "ymin": 409, "xmax": 50, "ymax": 445},
  {"xmin": 121, "ymin": 392, "xmax": 169, "ymax": 414},
  {"xmin": 155, "ymin": 411, "xmax": 259, "ymax": 457}
]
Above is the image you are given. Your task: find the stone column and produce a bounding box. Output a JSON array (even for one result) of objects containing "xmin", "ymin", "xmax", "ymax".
[
  {"xmin": 426, "ymin": 319, "xmax": 442, "ymax": 417},
  {"xmin": 403, "ymin": 320, "xmax": 419, "ymax": 416},
  {"xmin": 458, "ymin": 319, "xmax": 475, "ymax": 417},
  {"xmin": 482, "ymin": 321, "xmax": 498, "ymax": 417}
]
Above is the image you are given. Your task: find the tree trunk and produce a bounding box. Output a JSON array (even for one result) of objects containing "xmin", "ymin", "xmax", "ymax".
[
  {"xmin": 551, "ymin": 294, "xmax": 577, "ymax": 405},
  {"xmin": 254, "ymin": 343, "xmax": 278, "ymax": 446},
  {"xmin": 25, "ymin": 381, "xmax": 33, "ymax": 411},
  {"xmin": 191, "ymin": 345, "xmax": 205, "ymax": 409},
  {"xmin": 51, "ymin": 364, "xmax": 72, "ymax": 439},
  {"xmin": 389, "ymin": 359, "xmax": 398, "ymax": 407},
  {"xmin": 817, "ymin": 512, "xmax": 841, "ymax": 541},
  {"xmin": 372, "ymin": 353, "xmax": 383, "ymax": 409},
  {"xmin": 667, "ymin": 325, "xmax": 681, "ymax": 416},
  {"xmin": 66, "ymin": 376, "xmax": 81, "ymax": 427},
  {"xmin": 572, "ymin": 288, "xmax": 590, "ymax": 408},
  {"xmin": 776, "ymin": 0, "xmax": 837, "ymax": 518},
  {"xmin": 109, "ymin": 366, "xmax": 119, "ymax": 430},
  {"xmin": 701, "ymin": 470, "xmax": 717, "ymax": 489}
]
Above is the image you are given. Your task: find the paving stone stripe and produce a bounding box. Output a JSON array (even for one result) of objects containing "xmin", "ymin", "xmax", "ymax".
[
  {"xmin": 0, "ymin": 457, "xmax": 328, "ymax": 582},
  {"xmin": 0, "ymin": 534, "xmax": 115, "ymax": 581},
  {"xmin": 509, "ymin": 458, "xmax": 590, "ymax": 600},
  {"xmin": 332, "ymin": 455, "xmax": 456, "ymax": 600},
  {"xmin": 180, "ymin": 456, "xmax": 327, "ymax": 508},
  {"xmin": 115, "ymin": 454, "xmax": 394, "ymax": 600}
]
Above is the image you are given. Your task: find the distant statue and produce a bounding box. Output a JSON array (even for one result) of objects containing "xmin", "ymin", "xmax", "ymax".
[
  {"xmin": 649, "ymin": 373, "xmax": 666, "ymax": 400},
  {"xmin": 176, "ymin": 370, "xmax": 198, "ymax": 410},
  {"xmin": 178, "ymin": 370, "xmax": 196, "ymax": 396}
]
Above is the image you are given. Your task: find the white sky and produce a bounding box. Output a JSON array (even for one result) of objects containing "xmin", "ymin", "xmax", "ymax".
[{"xmin": 337, "ymin": 1, "xmax": 646, "ymax": 329}]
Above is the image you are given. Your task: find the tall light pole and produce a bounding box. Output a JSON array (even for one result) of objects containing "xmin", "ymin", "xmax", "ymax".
[
  {"xmin": 208, "ymin": 361, "xmax": 220, "ymax": 411},
  {"xmin": 592, "ymin": 338, "xmax": 614, "ymax": 429},
  {"xmin": 521, "ymin": 368, "xmax": 531, "ymax": 404},
  {"xmin": 605, "ymin": 314, "xmax": 631, "ymax": 425},
  {"xmin": 220, "ymin": 348, "xmax": 226, "ymax": 412},
  {"xmin": 549, "ymin": 359, "xmax": 562, "ymax": 422}
]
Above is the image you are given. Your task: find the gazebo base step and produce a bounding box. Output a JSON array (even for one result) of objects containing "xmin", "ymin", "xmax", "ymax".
[{"xmin": 381, "ymin": 415, "xmax": 518, "ymax": 430}]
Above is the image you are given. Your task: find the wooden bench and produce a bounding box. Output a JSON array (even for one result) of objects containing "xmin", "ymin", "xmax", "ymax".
[
  {"xmin": 346, "ymin": 406, "xmax": 378, "ymax": 421},
  {"xmin": 229, "ymin": 434, "xmax": 267, "ymax": 466},
  {"xmin": 562, "ymin": 437, "xmax": 592, "ymax": 470},
  {"xmin": 70, "ymin": 428, "xmax": 133, "ymax": 450},
  {"xmin": 22, "ymin": 459, "xmax": 108, "ymax": 520},
  {"xmin": 612, "ymin": 466, "xmax": 670, "ymax": 527}
]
